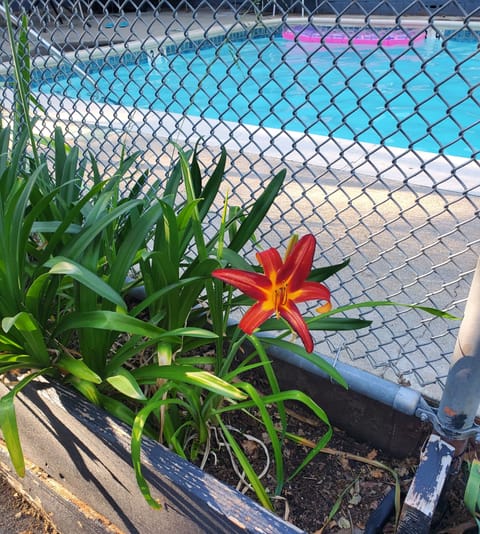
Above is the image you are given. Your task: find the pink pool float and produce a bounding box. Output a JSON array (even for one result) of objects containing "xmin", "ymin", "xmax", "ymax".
[{"xmin": 282, "ymin": 25, "xmax": 426, "ymax": 46}]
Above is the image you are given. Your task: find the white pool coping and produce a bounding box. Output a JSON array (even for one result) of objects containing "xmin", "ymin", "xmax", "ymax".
[{"xmin": 13, "ymin": 87, "xmax": 477, "ymax": 197}]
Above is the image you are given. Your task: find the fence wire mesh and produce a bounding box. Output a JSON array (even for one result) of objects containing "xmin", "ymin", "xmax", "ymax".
[{"xmin": 1, "ymin": 0, "xmax": 479, "ymax": 402}]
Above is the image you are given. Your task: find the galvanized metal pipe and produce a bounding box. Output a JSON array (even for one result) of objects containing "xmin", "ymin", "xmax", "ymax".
[
  {"xmin": 264, "ymin": 340, "xmax": 423, "ymax": 416},
  {"xmin": 437, "ymin": 257, "xmax": 480, "ymax": 440}
]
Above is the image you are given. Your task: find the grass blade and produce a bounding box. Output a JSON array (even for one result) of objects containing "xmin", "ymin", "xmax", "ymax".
[{"xmin": 217, "ymin": 417, "xmax": 274, "ymax": 511}]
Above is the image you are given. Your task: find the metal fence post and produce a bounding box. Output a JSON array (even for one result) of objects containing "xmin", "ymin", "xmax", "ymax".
[
  {"xmin": 397, "ymin": 258, "xmax": 480, "ymax": 532},
  {"xmin": 437, "ymin": 257, "xmax": 480, "ymax": 445}
]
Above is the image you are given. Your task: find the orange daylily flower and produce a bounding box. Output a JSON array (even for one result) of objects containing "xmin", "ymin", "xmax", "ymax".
[{"xmin": 212, "ymin": 234, "xmax": 331, "ymax": 353}]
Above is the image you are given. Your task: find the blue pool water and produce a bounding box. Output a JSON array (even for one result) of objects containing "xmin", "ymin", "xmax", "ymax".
[{"xmin": 41, "ymin": 31, "xmax": 480, "ymax": 158}]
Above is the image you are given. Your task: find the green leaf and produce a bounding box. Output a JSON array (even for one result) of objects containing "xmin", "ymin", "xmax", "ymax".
[
  {"xmin": 197, "ymin": 148, "xmax": 226, "ymax": 221},
  {"xmin": 259, "ymin": 316, "xmax": 372, "ymax": 332},
  {"xmin": 25, "ymin": 272, "xmax": 56, "ymax": 321},
  {"xmin": 31, "ymin": 221, "xmax": 82, "ymax": 234},
  {"xmin": 190, "ymin": 148, "xmax": 202, "ymax": 198},
  {"xmin": 68, "ymin": 378, "xmax": 102, "ymax": 405},
  {"xmin": 308, "ymin": 258, "xmax": 350, "ymax": 282},
  {"xmin": 60, "ymin": 200, "xmax": 144, "ymax": 260},
  {"xmin": 217, "ymin": 418, "xmax": 273, "ymax": 511},
  {"xmin": 46, "ymin": 257, "xmax": 127, "ymax": 310},
  {"xmin": 56, "ymin": 312, "xmax": 217, "ymax": 342},
  {"xmin": 177, "ymin": 259, "xmax": 220, "ymax": 326},
  {"xmin": 217, "ymin": 247, "xmax": 256, "ymax": 271},
  {"xmin": 465, "ymin": 459, "xmax": 480, "ymax": 528},
  {"xmin": 99, "ymin": 394, "xmax": 137, "ymax": 426},
  {"xmin": 217, "ymin": 388, "xmax": 333, "ymax": 483},
  {"xmin": 56, "ymin": 354, "xmax": 102, "ymax": 384},
  {"xmin": 241, "ymin": 334, "xmax": 286, "ymax": 447},
  {"xmin": 258, "ymin": 336, "xmax": 348, "ymax": 388},
  {"xmin": 323, "ymin": 301, "xmax": 459, "ymax": 321},
  {"xmin": 108, "ymin": 202, "xmax": 164, "ymax": 291},
  {"xmin": 240, "ymin": 381, "xmax": 285, "ymax": 494},
  {"xmin": 54, "ymin": 126, "xmax": 67, "ymax": 189},
  {"xmin": 175, "ymin": 147, "xmax": 208, "ymax": 261},
  {"xmin": 55, "ymin": 311, "xmax": 166, "ymax": 338},
  {"xmin": 228, "ymin": 169, "xmax": 286, "ymax": 252},
  {"xmin": 103, "ymin": 335, "xmax": 144, "ymax": 375},
  {"xmin": 174, "ymin": 356, "xmax": 216, "ymax": 366},
  {"xmin": 0, "ymin": 370, "xmax": 49, "ymax": 477},
  {"xmin": 4, "ymin": 9, "xmax": 39, "ymax": 165},
  {"xmin": 306, "ymin": 317, "xmax": 372, "ymax": 331},
  {"xmin": 130, "ymin": 276, "xmax": 202, "ymax": 318},
  {"xmin": 0, "ymin": 335, "xmax": 23, "ymax": 350},
  {"xmin": 131, "ymin": 396, "xmax": 168, "ymax": 509},
  {"xmin": 2, "ymin": 312, "xmax": 50, "ymax": 367},
  {"xmin": 0, "ymin": 394, "xmax": 24, "ymax": 476},
  {"xmin": 164, "ymin": 148, "xmax": 193, "ymax": 198},
  {"xmin": 0, "ymin": 164, "xmax": 46, "ymax": 314},
  {"xmin": 38, "ymin": 181, "xmax": 106, "ymax": 263},
  {"xmin": 177, "ymin": 199, "xmax": 202, "ymax": 232},
  {"xmin": 106, "ymin": 368, "xmax": 147, "ymax": 401},
  {"xmin": 129, "ymin": 384, "xmax": 193, "ymax": 508},
  {"xmin": 132, "ymin": 364, "xmax": 246, "ymax": 400}
]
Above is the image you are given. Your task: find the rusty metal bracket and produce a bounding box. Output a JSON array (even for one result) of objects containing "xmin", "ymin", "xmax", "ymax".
[{"xmin": 415, "ymin": 399, "xmax": 480, "ymax": 442}]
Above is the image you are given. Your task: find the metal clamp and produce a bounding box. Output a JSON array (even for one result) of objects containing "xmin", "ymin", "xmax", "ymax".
[{"xmin": 416, "ymin": 400, "xmax": 480, "ymax": 442}]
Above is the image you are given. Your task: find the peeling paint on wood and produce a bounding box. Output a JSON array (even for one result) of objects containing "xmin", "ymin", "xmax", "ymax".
[
  {"xmin": 403, "ymin": 435, "xmax": 454, "ymax": 517},
  {"xmin": 397, "ymin": 434, "xmax": 455, "ymax": 534},
  {"xmin": 0, "ymin": 378, "xmax": 304, "ymax": 534}
]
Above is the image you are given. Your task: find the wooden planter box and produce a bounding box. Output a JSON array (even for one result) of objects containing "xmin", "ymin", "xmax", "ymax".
[
  {"xmin": 0, "ymin": 353, "xmax": 429, "ymax": 533},
  {"xmin": 0, "ymin": 378, "xmax": 302, "ymax": 534}
]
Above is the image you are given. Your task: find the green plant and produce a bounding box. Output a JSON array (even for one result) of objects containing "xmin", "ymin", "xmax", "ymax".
[
  {"xmin": 465, "ymin": 458, "xmax": 480, "ymax": 528},
  {"xmin": 1, "ymin": 16, "xmax": 333, "ymax": 505},
  {"xmin": 0, "ymin": 6, "xmax": 230, "ymax": 477}
]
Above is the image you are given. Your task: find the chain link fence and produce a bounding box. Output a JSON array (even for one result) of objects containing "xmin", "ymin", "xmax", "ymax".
[{"xmin": 1, "ymin": 0, "xmax": 479, "ymax": 403}]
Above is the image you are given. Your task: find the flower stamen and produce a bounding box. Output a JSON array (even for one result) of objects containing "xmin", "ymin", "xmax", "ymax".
[{"xmin": 274, "ymin": 285, "xmax": 288, "ymax": 316}]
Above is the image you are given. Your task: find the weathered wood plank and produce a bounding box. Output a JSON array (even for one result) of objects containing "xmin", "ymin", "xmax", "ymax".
[
  {"xmin": 0, "ymin": 378, "xmax": 304, "ymax": 534},
  {"xmin": 397, "ymin": 434, "xmax": 455, "ymax": 534}
]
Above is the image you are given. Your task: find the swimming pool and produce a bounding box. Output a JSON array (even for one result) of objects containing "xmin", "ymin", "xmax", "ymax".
[{"xmin": 38, "ymin": 27, "xmax": 480, "ymax": 159}]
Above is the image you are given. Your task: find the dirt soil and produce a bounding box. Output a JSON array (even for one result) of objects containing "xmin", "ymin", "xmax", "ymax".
[
  {"xmin": 1, "ymin": 419, "xmax": 474, "ymax": 534},
  {"xmin": 0, "ymin": 354, "xmax": 475, "ymax": 534},
  {"xmin": 201, "ymin": 401, "xmax": 478, "ymax": 534},
  {"xmin": 0, "ymin": 475, "xmax": 59, "ymax": 534},
  {"xmin": 0, "ymin": 401, "xmax": 476, "ymax": 534}
]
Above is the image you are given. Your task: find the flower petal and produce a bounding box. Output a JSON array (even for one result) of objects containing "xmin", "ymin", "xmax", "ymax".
[
  {"xmin": 316, "ymin": 301, "xmax": 332, "ymax": 314},
  {"xmin": 239, "ymin": 301, "xmax": 274, "ymax": 334},
  {"xmin": 256, "ymin": 247, "xmax": 283, "ymax": 283},
  {"xmin": 212, "ymin": 268, "xmax": 270, "ymax": 300},
  {"xmin": 290, "ymin": 281, "xmax": 331, "ymax": 304},
  {"xmin": 279, "ymin": 301, "xmax": 314, "ymax": 353},
  {"xmin": 279, "ymin": 234, "xmax": 315, "ymax": 290}
]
